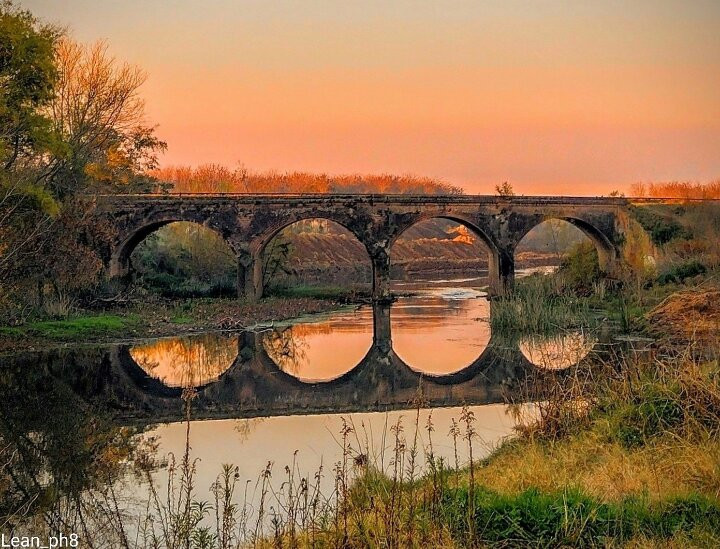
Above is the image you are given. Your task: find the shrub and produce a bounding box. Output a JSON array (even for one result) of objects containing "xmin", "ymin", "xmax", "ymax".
[
  {"xmin": 630, "ymin": 206, "xmax": 691, "ymax": 246},
  {"xmin": 559, "ymin": 241, "xmax": 600, "ymax": 290},
  {"xmin": 657, "ymin": 260, "xmax": 706, "ymax": 285},
  {"xmin": 139, "ymin": 272, "xmax": 236, "ymax": 298},
  {"xmin": 607, "ymin": 386, "xmax": 685, "ymax": 448}
]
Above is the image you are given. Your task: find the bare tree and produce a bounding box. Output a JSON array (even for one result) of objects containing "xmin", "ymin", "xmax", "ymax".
[{"xmin": 45, "ymin": 38, "xmax": 165, "ymax": 196}]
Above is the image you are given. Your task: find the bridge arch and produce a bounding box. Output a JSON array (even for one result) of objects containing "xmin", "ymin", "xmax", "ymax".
[
  {"xmin": 514, "ymin": 215, "xmax": 618, "ymax": 274},
  {"xmin": 388, "ymin": 213, "xmax": 511, "ymax": 295},
  {"xmin": 244, "ymin": 215, "xmax": 374, "ymax": 301},
  {"xmin": 109, "ymin": 219, "xmax": 239, "ymax": 287}
]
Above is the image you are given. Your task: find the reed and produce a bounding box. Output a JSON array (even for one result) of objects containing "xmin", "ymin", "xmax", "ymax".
[{"xmin": 490, "ymin": 274, "xmax": 596, "ymax": 335}]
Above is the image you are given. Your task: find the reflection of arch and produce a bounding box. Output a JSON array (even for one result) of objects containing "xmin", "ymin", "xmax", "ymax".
[
  {"xmin": 255, "ymin": 329, "xmax": 376, "ymax": 385},
  {"xmin": 105, "ymin": 332, "xmax": 543, "ymax": 421},
  {"xmin": 116, "ymin": 341, "xmax": 241, "ymax": 394},
  {"xmin": 389, "ymin": 339, "xmax": 504, "ymax": 385},
  {"xmin": 388, "ymin": 214, "xmax": 508, "ymax": 295},
  {"xmin": 518, "ymin": 331, "xmax": 597, "ymax": 371},
  {"xmin": 110, "ymin": 219, "xmax": 237, "ymax": 279},
  {"xmin": 249, "ymin": 216, "xmax": 373, "ymax": 300},
  {"xmin": 515, "ymin": 216, "xmax": 617, "ymax": 272},
  {"xmin": 129, "ymin": 333, "xmax": 240, "ymax": 387}
]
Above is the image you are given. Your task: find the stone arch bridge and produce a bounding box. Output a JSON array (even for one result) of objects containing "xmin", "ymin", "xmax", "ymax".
[{"xmin": 92, "ymin": 194, "xmax": 632, "ymax": 300}]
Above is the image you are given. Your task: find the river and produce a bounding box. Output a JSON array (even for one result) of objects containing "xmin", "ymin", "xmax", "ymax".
[{"xmin": 0, "ymin": 276, "xmax": 602, "ymax": 542}]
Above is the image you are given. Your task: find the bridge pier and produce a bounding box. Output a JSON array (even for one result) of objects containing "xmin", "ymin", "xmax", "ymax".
[
  {"xmin": 488, "ymin": 249, "xmax": 515, "ymax": 296},
  {"xmin": 372, "ymin": 301, "xmax": 392, "ymax": 354},
  {"xmin": 371, "ymin": 252, "xmax": 392, "ymax": 302},
  {"xmin": 238, "ymin": 251, "xmax": 263, "ymax": 302}
]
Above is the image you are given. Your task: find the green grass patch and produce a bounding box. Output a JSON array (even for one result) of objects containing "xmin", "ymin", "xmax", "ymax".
[
  {"xmin": 170, "ymin": 315, "xmax": 193, "ymax": 324},
  {"xmin": 439, "ymin": 486, "xmax": 720, "ymax": 546},
  {"xmin": 23, "ymin": 314, "xmax": 140, "ymax": 340},
  {"xmin": 0, "ymin": 326, "xmax": 23, "ymax": 337},
  {"xmin": 268, "ymin": 284, "xmax": 367, "ymax": 301}
]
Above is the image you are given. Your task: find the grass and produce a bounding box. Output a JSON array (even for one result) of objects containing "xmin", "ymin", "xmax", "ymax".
[
  {"xmin": 268, "ymin": 284, "xmax": 370, "ymax": 301},
  {"xmin": 22, "ymin": 314, "xmax": 141, "ymax": 340},
  {"xmin": 170, "ymin": 314, "xmax": 193, "ymax": 324},
  {"xmin": 0, "ymin": 326, "xmax": 23, "ymax": 336},
  {"xmin": 490, "ymin": 273, "xmax": 597, "ymax": 334},
  {"xmin": 440, "ymin": 487, "xmax": 720, "ymax": 547}
]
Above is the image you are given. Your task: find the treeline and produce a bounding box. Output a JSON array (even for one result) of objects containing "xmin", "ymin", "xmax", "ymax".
[
  {"xmin": 153, "ymin": 165, "xmax": 463, "ymax": 195},
  {"xmin": 630, "ymin": 180, "xmax": 720, "ymax": 199}
]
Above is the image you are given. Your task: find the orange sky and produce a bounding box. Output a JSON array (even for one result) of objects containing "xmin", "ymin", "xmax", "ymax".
[{"xmin": 26, "ymin": 1, "xmax": 720, "ymax": 194}]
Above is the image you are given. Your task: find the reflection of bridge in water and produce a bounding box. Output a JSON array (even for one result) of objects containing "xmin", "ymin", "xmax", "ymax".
[{"xmin": 3, "ymin": 302, "xmax": 604, "ymax": 425}]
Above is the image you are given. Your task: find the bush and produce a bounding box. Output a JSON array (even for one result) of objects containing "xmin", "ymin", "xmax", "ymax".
[
  {"xmin": 139, "ymin": 272, "xmax": 236, "ymax": 298},
  {"xmin": 559, "ymin": 241, "xmax": 600, "ymax": 291},
  {"xmin": 657, "ymin": 260, "xmax": 707, "ymax": 285},
  {"xmin": 631, "ymin": 206, "xmax": 691, "ymax": 246}
]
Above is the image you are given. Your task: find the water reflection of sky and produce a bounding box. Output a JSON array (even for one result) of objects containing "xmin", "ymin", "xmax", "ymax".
[
  {"xmin": 391, "ymin": 288, "xmax": 492, "ymax": 376},
  {"xmin": 261, "ymin": 306, "xmax": 374, "ymax": 381},
  {"xmin": 130, "ymin": 332, "xmax": 237, "ymax": 387}
]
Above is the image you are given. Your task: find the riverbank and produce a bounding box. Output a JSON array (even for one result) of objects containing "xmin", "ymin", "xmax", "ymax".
[
  {"xmin": 247, "ymin": 292, "xmax": 720, "ymax": 547},
  {"xmin": 240, "ymin": 269, "xmax": 720, "ymax": 547},
  {"xmin": 0, "ymin": 295, "xmax": 354, "ymax": 353}
]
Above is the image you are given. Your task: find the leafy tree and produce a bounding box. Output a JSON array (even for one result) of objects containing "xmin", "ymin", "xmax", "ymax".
[
  {"xmin": 0, "ymin": 2, "xmax": 63, "ymax": 319},
  {"xmin": 1, "ymin": 3, "xmax": 168, "ymax": 320},
  {"xmin": 0, "ymin": 1, "xmax": 63, "ymax": 170}
]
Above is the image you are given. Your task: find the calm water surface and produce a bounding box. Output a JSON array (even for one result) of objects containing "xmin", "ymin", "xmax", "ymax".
[
  {"xmin": 1, "ymin": 276, "xmax": 604, "ymax": 539},
  {"xmin": 123, "ymin": 280, "xmax": 595, "ymax": 512}
]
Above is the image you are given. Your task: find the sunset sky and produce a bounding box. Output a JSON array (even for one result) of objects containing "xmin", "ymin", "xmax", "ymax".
[{"xmin": 25, "ymin": 0, "xmax": 720, "ymax": 194}]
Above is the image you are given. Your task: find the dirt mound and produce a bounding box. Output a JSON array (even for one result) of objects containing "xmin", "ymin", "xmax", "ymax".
[{"xmin": 646, "ymin": 289, "xmax": 720, "ymax": 344}]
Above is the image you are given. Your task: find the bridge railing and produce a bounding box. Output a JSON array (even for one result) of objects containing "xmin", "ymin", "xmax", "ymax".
[{"xmin": 87, "ymin": 193, "xmax": 720, "ymax": 204}]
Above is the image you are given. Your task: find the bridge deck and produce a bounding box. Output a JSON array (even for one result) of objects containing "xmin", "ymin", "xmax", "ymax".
[{"xmin": 93, "ymin": 193, "xmax": 630, "ymax": 206}]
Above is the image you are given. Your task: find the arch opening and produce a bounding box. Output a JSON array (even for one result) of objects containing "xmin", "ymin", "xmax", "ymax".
[
  {"xmin": 390, "ymin": 217, "xmax": 497, "ymax": 288},
  {"xmin": 125, "ymin": 221, "xmax": 237, "ymax": 298},
  {"xmin": 516, "ymin": 217, "xmax": 616, "ymax": 276},
  {"xmin": 388, "ymin": 217, "xmax": 494, "ymax": 376},
  {"xmin": 256, "ymin": 218, "xmax": 373, "ymax": 299}
]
